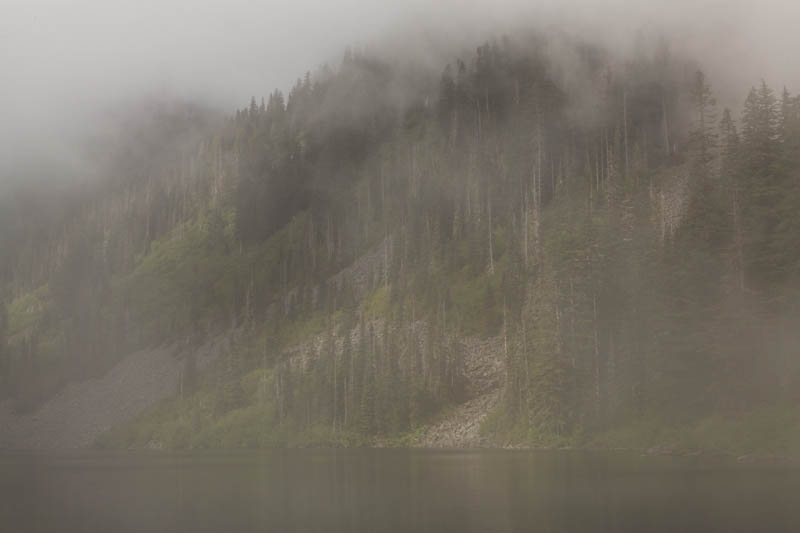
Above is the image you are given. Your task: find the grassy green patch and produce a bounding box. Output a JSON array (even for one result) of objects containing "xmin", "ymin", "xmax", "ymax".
[
  {"xmin": 7, "ymin": 285, "xmax": 48, "ymax": 339},
  {"xmin": 277, "ymin": 311, "xmax": 339, "ymax": 349},
  {"xmin": 361, "ymin": 285, "xmax": 390, "ymax": 318}
]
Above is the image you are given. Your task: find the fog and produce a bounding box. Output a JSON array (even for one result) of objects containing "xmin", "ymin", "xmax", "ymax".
[
  {"xmin": 4, "ymin": 3, "xmax": 800, "ymax": 518},
  {"xmin": 2, "ymin": 0, "xmax": 799, "ymax": 185}
]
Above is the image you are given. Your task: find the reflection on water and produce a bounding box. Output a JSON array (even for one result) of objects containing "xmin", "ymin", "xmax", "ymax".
[{"xmin": 1, "ymin": 449, "xmax": 798, "ymax": 532}]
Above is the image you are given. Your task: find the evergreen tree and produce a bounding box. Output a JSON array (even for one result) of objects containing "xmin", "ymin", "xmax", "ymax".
[
  {"xmin": 688, "ymin": 70, "xmax": 718, "ymax": 179},
  {"xmin": 438, "ymin": 64, "xmax": 456, "ymax": 136},
  {"xmin": 4, "ymin": 32, "xmax": 800, "ymax": 449},
  {"xmin": 359, "ymin": 354, "xmax": 376, "ymax": 436},
  {"xmin": 719, "ymin": 108, "xmax": 740, "ymax": 176},
  {"xmin": 740, "ymin": 81, "xmax": 783, "ymax": 288}
]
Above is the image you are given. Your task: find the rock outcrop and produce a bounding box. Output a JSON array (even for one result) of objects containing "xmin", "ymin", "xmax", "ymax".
[{"xmin": 416, "ymin": 336, "xmax": 505, "ymax": 448}]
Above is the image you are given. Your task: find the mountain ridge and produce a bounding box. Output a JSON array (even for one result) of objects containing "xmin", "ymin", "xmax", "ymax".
[{"xmin": 2, "ymin": 31, "xmax": 799, "ymax": 454}]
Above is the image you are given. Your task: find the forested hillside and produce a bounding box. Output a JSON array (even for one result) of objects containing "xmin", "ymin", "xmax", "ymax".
[{"xmin": 2, "ymin": 32, "xmax": 799, "ymax": 451}]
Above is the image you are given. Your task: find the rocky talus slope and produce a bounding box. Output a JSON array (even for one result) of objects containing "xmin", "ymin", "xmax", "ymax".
[
  {"xmin": 416, "ymin": 336, "xmax": 505, "ymax": 448},
  {"xmin": 0, "ymin": 334, "xmax": 231, "ymax": 449}
]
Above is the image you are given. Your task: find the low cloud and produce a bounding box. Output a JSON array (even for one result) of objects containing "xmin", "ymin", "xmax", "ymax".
[{"xmin": 2, "ymin": 0, "xmax": 798, "ymax": 185}]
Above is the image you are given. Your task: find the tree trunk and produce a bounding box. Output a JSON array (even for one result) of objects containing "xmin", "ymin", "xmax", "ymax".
[
  {"xmin": 662, "ymin": 93, "xmax": 671, "ymax": 156},
  {"xmin": 593, "ymin": 291, "xmax": 601, "ymax": 419},
  {"xmin": 623, "ymin": 87, "xmax": 629, "ymax": 177},
  {"xmin": 488, "ymin": 197, "xmax": 495, "ymax": 274}
]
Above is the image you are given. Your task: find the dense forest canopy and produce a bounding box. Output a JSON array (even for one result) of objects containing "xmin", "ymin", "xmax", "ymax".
[{"xmin": 1, "ymin": 29, "xmax": 799, "ymax": 448}]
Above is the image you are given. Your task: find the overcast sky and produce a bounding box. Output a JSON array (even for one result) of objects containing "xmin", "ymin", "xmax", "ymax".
[{"xmin": 2, "ymin": 0, "xmax": 799, "ymax": 183}]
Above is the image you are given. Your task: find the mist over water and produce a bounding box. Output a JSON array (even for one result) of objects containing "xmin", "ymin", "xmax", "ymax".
[{"xmin": 2, "ymin": 2, "xmax": 800, "ymax": 531}]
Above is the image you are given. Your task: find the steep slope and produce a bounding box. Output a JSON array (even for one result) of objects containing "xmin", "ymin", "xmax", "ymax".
[
  {"xmin": 0, "ymin": 333, "xmax": 231, "ymax": 449},
  {"xmin": 416, "ymin": 336, "xmax": 504, "ymax": 447},
  {"xmin": 2, "ymin": 32, "xmax": 800, "ymax": 453}
]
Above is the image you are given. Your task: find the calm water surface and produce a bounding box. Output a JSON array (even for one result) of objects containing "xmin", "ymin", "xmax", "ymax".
[{"xmin": 1, "ymin": 449, "xmax": 798, "ymax": 532}]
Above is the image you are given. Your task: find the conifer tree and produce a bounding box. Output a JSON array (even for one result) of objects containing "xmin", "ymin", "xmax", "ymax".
[{"xmin": 688, "ymin": 70, "xmax": 718, "ymax": 179}]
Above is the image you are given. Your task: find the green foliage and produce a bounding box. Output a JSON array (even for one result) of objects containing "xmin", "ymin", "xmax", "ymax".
[
  {"xmin": 6, "ymin": 286, "xmax": 48, "ymax": 341},
  {"xmin": 4, "ymin": 34, "xmax": 800, "ymax": 453},
  {"xmin": 360, "ymin": 285, "xmax": 390, "ymax": 318},
  {"xmin": 118, "ymin": 223, "xmax": 228, "ymax": 341},
  {"xmin": 448, "ymin": 268, "xmax": 503, "ymax": 337},
  {"xmin": 274, "ymin": 312, "xmax": 331, "ymax": 350}
]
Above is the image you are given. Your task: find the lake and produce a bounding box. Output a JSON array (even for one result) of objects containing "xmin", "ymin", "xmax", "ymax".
[{"xmin": 1, "ymin": 449, "xmax": 798, "ymax": 532}]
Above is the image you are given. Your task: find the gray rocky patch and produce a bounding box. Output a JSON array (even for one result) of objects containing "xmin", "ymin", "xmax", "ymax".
[
  {"xmin": 416, "ymin": 335, "xmax": 505, "ymax": 448},
  {"xmin": 0, "ymin": 332, "xmax": 231, "ymax": 450}
]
